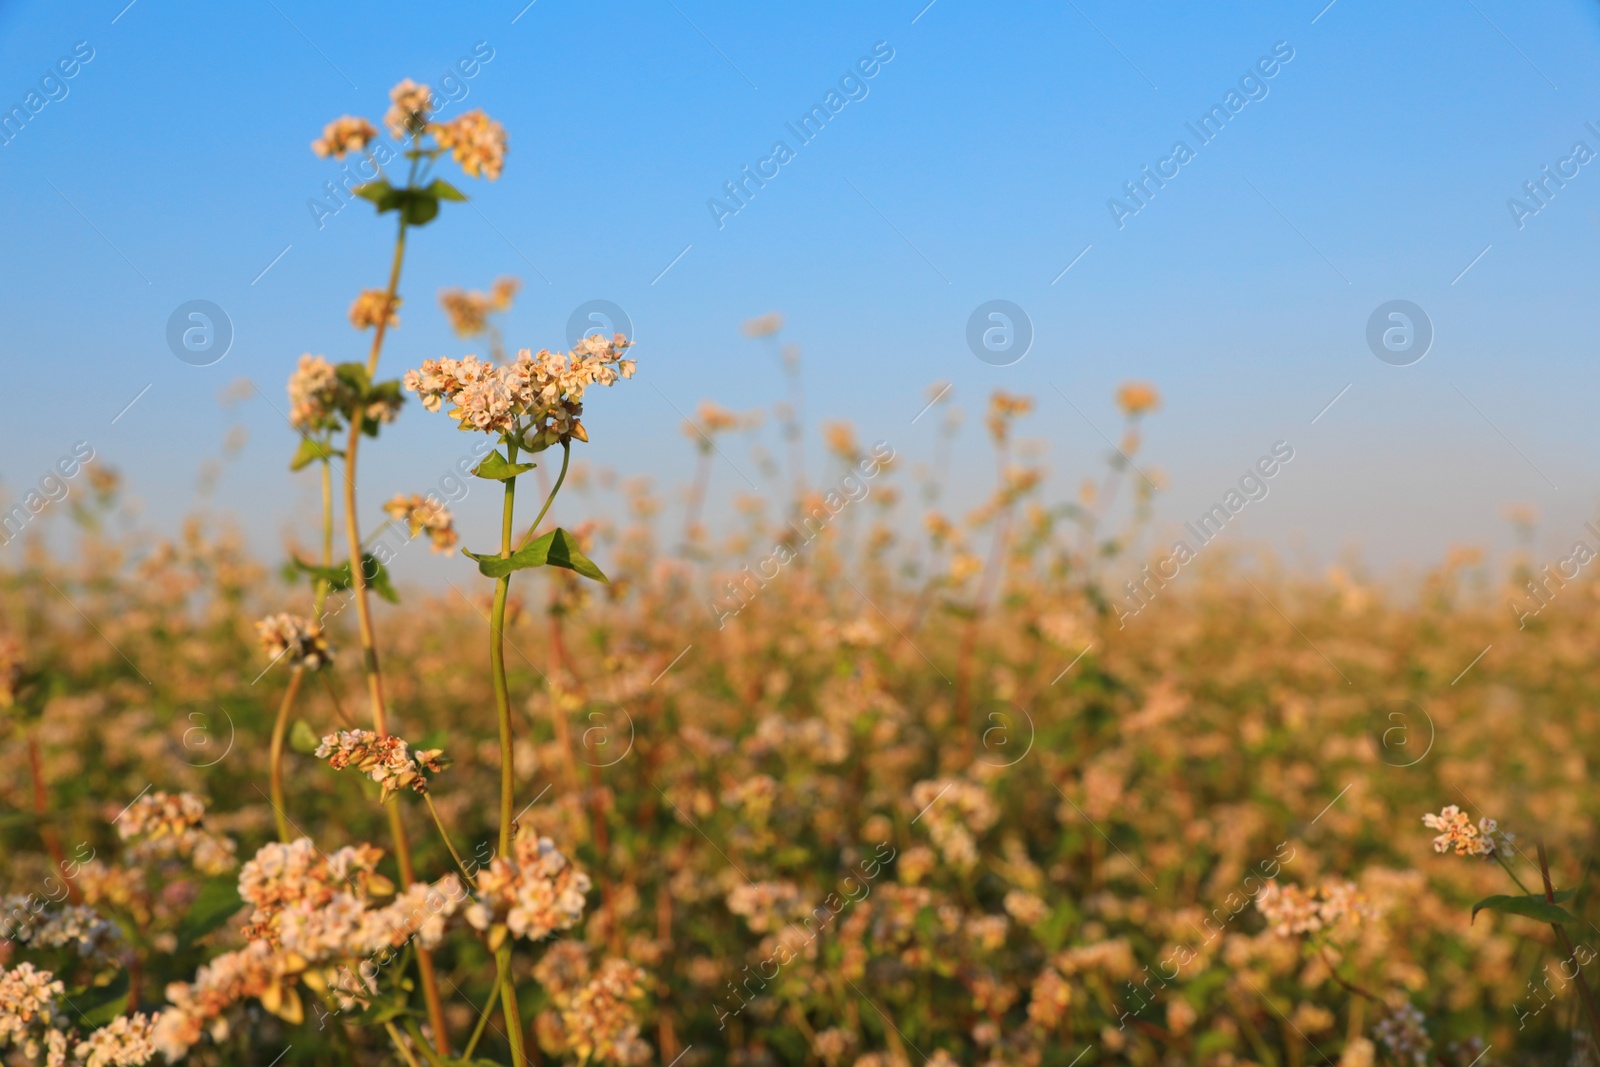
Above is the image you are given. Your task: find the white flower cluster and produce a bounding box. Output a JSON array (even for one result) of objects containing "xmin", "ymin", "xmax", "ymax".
[
  {"xmin": 256, "ymin": 613, "xmax": 334, "ymax": 671},
  {"xmin": 465, "ymin": 834, "xmax": 591, "ymax": 948},
  {"xmin": 404, "ymin": 336, "xmax": 636, "ymax": 451},
  {"xmin": 116, "ymin": 792, "xmax": 236, "ymax": 875},
  {"xmin": 155, "ymin": 837, "xmax": 465, "ymax": 1060},
  {"xmin": 314, "ymin": 728, "xmax": 447, "ymax": 800}
]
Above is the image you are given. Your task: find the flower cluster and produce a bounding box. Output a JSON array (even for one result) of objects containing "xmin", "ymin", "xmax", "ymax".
[
  {"xmin": 403, "ymin": 335, "xmax": 637, "ymax": 450},
  {"xmin": 1422, "ymin": 805, "xmax": 1513, "ymax": 857},
  {"xmin": 255, "ymin": 613, "xmax": 334, "ymax": 671},
  {"xmin": 311, "ymin": 116, "xmax": 377, "ymax": 160},
  {"xmin": 532, "ymin": 947, "xmax": 650, "ymax": 1066},
  {"xmin": 1255, "ymin": 879, "xmax": 1375, "ymax": 938},
  {"xmin": 74, "ymin": 1013, "xmax": 156, "ymax": 1067},
  {"xmin": 439, "ymin": 277, "xmax": 519, "ymax": 337},
  {"xmin": 0, "ymin": 962, "xmax": 64, "ymax": 1053},
  {"xmin": 1116, "ymin": 381, "xmax": 1161, "ymax": 417},
  {"xmin": 237, "ymin": 839, "xmax": 389, "ymax": 939},
  {"xmin": 0, "ymin": 900, "xmax": 122, "ymax": 966},
  {"xmin": 314, "ymin": 729, "xmax": 447, "ymax": 800},
  {"xmin": 429, "ymin": 109, "xmax": 507, "ymax": 180},
  {"xmin": 1372, "ymin": 1000, "xmax": 1430, "ymax": 1066},
  {"xmin": 384, "ymin": 78, "xmax": 432, "ymax": 139},
  {"xmin": 383, "ymin": 493, "xmax": 459, "ymax": 554},
  {"xmin": 287, "ymin": 354, "xmax": 346, "ymax": 433},
  {"xmin": 348, "ymin": 288, "xmax": 401, "ymax": 331},
  {"xmin": 116, "ymin": 792, "xmax": 236, "ymax": 875},
  {"xmin": 911, "ymin": 778, "xmax": 999, "ymax": 870},
  {"xmin": 465, "ymin": 834, "xmax": 590, "ymax": 948},
  {"xmin": 0, "ymin": 958, "xmax": 157, "ymax": 1067}
]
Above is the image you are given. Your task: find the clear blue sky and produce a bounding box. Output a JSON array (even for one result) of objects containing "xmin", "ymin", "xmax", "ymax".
[{"xmin": 3, "ymin": 0, "xmax": 1599, "ymax": 581}]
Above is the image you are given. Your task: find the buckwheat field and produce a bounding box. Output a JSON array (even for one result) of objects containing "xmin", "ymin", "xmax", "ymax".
[{"xmin": 3, "ymin": 50, "xmax": 1597, "ymax": 1067}]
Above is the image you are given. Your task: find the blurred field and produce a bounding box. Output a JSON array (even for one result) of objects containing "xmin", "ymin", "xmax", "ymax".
[{"xmin": 3, "ymin": 410, "xmax": 1596, "ymax": 1067}]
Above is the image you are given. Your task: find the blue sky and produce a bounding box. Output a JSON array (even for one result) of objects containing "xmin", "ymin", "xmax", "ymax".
[{"xmin": 3, "ymin": 0, "xmax": 1599, "ymax": 583}]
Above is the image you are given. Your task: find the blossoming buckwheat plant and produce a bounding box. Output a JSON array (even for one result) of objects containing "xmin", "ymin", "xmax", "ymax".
[
  {"xmin": 402, "ymin": 330, "xmax": 636, "ymax": 1067},
  {"xmin": 258, "ymin": 75, "xmax": 511, "ymax": 1058},
  {"xmin": 1420, "ymin": 806, "xmax": 1600, "ymax": 1052}
]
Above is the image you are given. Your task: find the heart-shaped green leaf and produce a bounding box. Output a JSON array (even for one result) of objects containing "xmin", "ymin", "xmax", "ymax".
[
  {"xmin": 290, "ymin": 719, "xmax": 320, "ymax": 754},
  {"xmin": 72, "ymin": 972, "xmax": 130, "ymax": 1027},
  {"xmin": 354, "ymin": 180, "xmax": 401, "ymax": 212},
  {"xmin": 428, "ymin": 178, "xmax": 468, "ymax": 202},
  {"xmin": 464, "ymin": 528, "xmax": 608, "ymax": 583},
  {"xmin": 289, "ymin": 437, "xmax": 340, "ymax": 472},
  {"xmin": 472, "ymin": 450, "xmax": 536, "ymax": 481},
  {"xmin": 1471, "ymin": 893, "xmax": 1577, "ymax": 925}
]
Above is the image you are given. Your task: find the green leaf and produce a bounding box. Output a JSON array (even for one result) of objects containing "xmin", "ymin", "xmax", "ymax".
[
  {"xmin": 289, "ymin": 437, "xmax": 339, "ymax": 472},
  {"xmin": 428, "ymin": 178, "xmax": 468, "ymax": 202},
  {"xmin": 73, "ymin": 972, "xmax": 130, "ymax": 1027},
  {"xmin": 399, "ymin": 190, "xmax": 439, "ymax": 226},
  {"xmin": 472, "ymin": 450, "xmax": 536, "ymax": 481},
  {"xmin": 362, "ymin": 554, "xmax": 401, "ymax": 604},
  {"xmin": 542, "ymin": 528, "xmax": 608, "ymax": 583},
  {"xmin": 289, "ymin": 554, "xmax": 398, "ymax": 602},
  {"xmin": 463, "ymin": 528, "xmax": 608, "ymax": 583},
  {"xmin": 178, "ymin": 879, "xmax": 244, "ymax": 947},
  {"xmin": 1554, "ymin": 888, "xmax": 1579, "ymax": 904},
  {"xmin": 1471, "ymin": 893, "xmax": 1578, "ymax": 925},
  {"xmin": 291, "ymin": 557, "xmax": 351, "ymax": 591},
  {"xmin": 354, "ymin": 180, "xmax": 399, "ymax": 211},
  {"xmin": 359, "ymin": 380, "xmax": 405, "ymax": 437},
  {"xmin": 355, "ymin": 992, "xmax": 410, "ymax": 1025},
  {"xmin": 334, "ymin": 362, "xmax": 371, "ymax": 395},
  {"xmin": 290, "ymin": 720, "xmax": 320, "ymax": 754}
]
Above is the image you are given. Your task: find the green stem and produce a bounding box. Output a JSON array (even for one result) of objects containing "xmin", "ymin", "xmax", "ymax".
[
  {"xmin": 1496, "ymin": 851, "xmax": 1535, "ymax": 895},
  {"xmin": 498, "ymin": 942, "xmax": 528, "ymax": 1067},
  {"xmin": 424, "ymin": 793, "xmax": 472, "ymax": 879},
  {"xmin": 403, "ymin": 1017, "xmax": 450, "ymax": 1067},
  {"xmin": 315, "ymin": 457, "xmax": 334, "ymax": 616},
  {"xmin": 490, "ymin": 438, "xmax": 528, "ymax": 1067},
  {"xmin": 1537, "ymin": 840, "xmax": 1600, "ymax": 1051},
  {"xmin": 268, "ymin": 668, "xmax": 304, "ymax": 843},
  {"xmin": 493, "ymin": 440, "xmax": 520, "ymax": 858},
  {"xmin": 463, "ymin": 949, "xmax": 510, "ymax": 1060},
  {"xmin": 516, "ymin": 439, "xmax": 570, "ymax": 551},
  {"xmin": 385, "ymin": 1021, "xmax": 423, "ymax": 1067}
]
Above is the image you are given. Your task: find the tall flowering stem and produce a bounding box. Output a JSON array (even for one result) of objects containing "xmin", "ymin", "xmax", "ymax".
[
  {"xmin": 405, "ymin": 336, "xmax": 636, "ymax": 1067},
  {"xmin": 335, "ymin": 177, "xmax": 452, "ymax": 1057},
  {"xmin": 1536, "ymin": 839, "xmax": 1600, "ymax": 1046},
  {"xmin": 490, "ymin": 440, "xmax": 530, "ymax": 1067},
  {"xmin": 492, "ymin": 440, "xmax": 520, "ymax": 860},
  {"xmin": 267, "ymin": 668, "xmax": 302, "ymax": 842}
]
